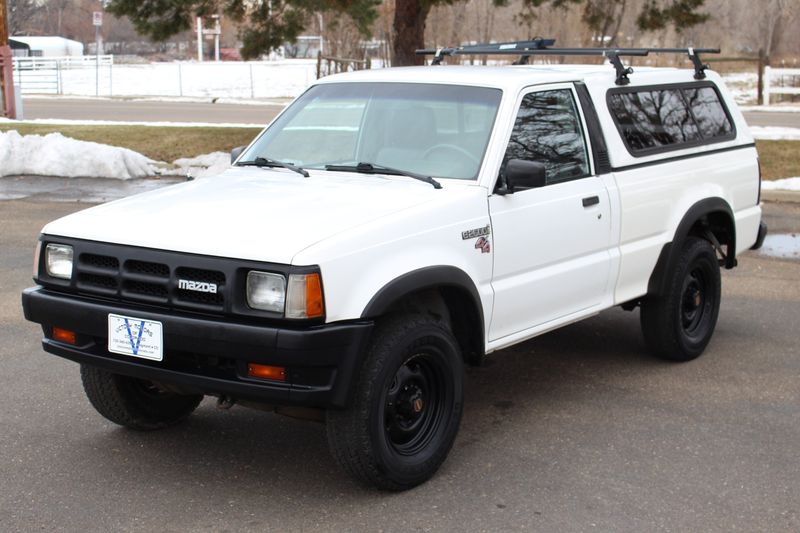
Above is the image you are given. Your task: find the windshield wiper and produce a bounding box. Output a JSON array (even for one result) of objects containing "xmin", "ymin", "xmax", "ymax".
[
  {"xmin": 237, "ymin": 156, "xmax": 309, "ymax": 178},
  {"xmin": 325, "ymin": 162, "xmax": 442, "ymax": 189}
]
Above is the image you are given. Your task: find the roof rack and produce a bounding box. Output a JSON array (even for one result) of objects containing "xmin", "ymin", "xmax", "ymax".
[{"xmin": 415, "ymin": 39, "xmax": 720, "ymax": 86}]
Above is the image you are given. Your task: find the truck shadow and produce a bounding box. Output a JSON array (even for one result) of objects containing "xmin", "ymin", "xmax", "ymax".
[{"xmin": 78, "ymin": 307, "xmax": 708, "ymax": 498}]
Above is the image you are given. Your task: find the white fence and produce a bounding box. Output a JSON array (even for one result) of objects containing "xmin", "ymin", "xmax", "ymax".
[
  {"xmin": 764, "ymin": 66, "xmax": 800, "ymax": 105},
  {"xmin": 13, "ymin": 55, "xmax": 115, "ymax": 95},
  {"xmin": 9, "ymin": 56, "xmax": 318, "ymax": 99}
]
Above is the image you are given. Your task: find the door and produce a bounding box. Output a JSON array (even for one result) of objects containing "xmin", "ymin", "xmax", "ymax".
[{"xmin": 488, "ymin": 85, "xmax": 612, "ymax": 342}]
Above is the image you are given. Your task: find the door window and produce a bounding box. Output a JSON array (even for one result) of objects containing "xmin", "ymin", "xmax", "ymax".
[{"xmin": 500, "ymin": 89, "xmax": 590, "ymax": 186}]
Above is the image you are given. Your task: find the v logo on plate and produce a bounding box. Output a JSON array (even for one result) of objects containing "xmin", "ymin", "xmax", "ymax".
[{"xmin": 124, "ymin": 318, "xmax": 146, "ymax": 355}]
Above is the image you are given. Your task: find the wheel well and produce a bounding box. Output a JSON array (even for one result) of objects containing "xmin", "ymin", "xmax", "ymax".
[
  {"xmin": 648, "ymin": 199, "xmax": 737, "ymax": 297},
  {"xmin": 380, "ymin": 287, "xmax": 484, "ymax": 366},
  {"xmin": 688, "ymin": 210, "xmax": 736, "ymax": 268}
]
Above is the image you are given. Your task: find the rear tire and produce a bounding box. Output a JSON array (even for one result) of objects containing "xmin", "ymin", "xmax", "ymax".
[
  {"xmin": 80, "ymin": 365, "xmax": 203, "ymax": 430},
  {"xmin": 326, "ymin": 314, "xmax": 464, "ymax": 491},
  {"xmin": 641, "ymin": 237, "xmax": 721, "ymax": 361}
]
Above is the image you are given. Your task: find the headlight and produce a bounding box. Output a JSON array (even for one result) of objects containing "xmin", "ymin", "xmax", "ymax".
[
  {"xmin": 286, "ymin": 273, "xmax": 324, "ymax": 319},
  {"xmin": 246, "ymin": 271, "xmax": 286, "ymax": 312},
  {"xmin": 45, "ymin": 243, "xmax": 73, "ymax": 280}
]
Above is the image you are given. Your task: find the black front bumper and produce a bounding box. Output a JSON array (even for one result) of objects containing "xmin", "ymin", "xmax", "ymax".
[{"xmin": 22, "ymin": 287, "xmax": 373, "ymax": 408}]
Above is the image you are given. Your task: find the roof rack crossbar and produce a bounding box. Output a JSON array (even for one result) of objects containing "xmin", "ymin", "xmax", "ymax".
[{"xmin": 416, "ymin": 41, "xmax": 720, "ymax": 85}]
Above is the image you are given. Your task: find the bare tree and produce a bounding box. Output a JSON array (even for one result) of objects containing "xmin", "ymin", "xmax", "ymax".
[
  {"xmin": 759, "ymin": 0, "xmax": 798, "ymax": 58},
  {"xmin": 8, "ymin": 0, "xmax": 39, "ymax": 35}
]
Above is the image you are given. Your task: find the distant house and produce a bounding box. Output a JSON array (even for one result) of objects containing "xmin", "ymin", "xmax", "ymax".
[{"xmin": 9, "ymin": 37, "xmax": 85, "ymax": 57}]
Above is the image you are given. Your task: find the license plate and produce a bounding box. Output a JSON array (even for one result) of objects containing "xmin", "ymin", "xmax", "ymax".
[{"xmin": 108, "ymin": 314, "xmax": 163, "ymax": 361}]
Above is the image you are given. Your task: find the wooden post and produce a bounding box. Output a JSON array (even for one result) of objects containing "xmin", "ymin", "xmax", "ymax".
[
  {"xmin": 0, "ymin": 0, "xmax": 7, "ymax": 45},
  {"xmin": 0, "ymin": 0, "xmax": 19, "ymax": 118},
  {"xmin": 316, "ymin": 50, "xmax": 322, "ymax": 79}
]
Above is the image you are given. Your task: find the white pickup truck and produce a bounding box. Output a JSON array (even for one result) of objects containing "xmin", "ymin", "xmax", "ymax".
[{"xmin": 23, "ymin": 41, "xmax": 767, "ymax": 491}]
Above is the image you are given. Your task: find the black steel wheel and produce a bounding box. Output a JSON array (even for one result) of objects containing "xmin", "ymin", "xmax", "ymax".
[
  {"xmin": 326, "ymin": 313, "xmax": 464, "ymax": 491},
  {"xmin": 641, "ymin": 237, "xmax": 721, "ymax": 361},
  {"xmin": 80, "ymin": 365, "xmax": 203, "ymax": 430}
]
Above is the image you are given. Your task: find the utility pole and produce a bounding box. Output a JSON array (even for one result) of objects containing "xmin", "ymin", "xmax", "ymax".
[{"xmin": 0, "ymin": 0, "xmax": 18, "ymax": 118}]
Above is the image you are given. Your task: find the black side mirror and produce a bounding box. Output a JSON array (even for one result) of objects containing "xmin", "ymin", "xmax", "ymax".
[
  {"xmin": 499, "ymin": 159, "xmax": 547, "ymax": 194},
  {"xmin": 230, "ymin": 146, "xmax": 246, "ymax": 164}
]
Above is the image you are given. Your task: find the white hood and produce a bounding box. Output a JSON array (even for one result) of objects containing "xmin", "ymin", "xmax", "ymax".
[{"xmin": 42, "ymin": 167, "xmax": 452, "ymax": 264}]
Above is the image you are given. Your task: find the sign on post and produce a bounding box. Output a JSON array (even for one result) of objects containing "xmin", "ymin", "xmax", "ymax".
[{"xmin": 93, "ymin": 11, "xmax": 103, "ymax": 27}]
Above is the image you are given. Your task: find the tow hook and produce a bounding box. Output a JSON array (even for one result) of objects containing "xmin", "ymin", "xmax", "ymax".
[{"xmin": 216, "ymin": 395, "xmax": 236, "ymax": 410}]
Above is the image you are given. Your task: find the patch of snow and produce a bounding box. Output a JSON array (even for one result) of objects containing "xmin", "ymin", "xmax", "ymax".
[
  {"xmin": 0, "ymin": 130, "xmax": 157, "ymax": 179},
  {"xmin": 22, "ymin": 94, "xmax": 292, "ymax": 107},
  {"xmin": 173, "ymin": 152, "xmax": 231, "ymax": 179},
  {"xmin": 749, "ymin": 126, "xmax": 800, "ymax": 140},
  {"xmin": 740, "ymin": 105, "xmax": 800, "ymax": 113},
  {"xmin": 0, "ymin": 117, "xmax": 263, "ymax": 129},
  {"xmin": 758, "ymin": 233, "xmax": 800, "ymax": 260},
  {"xmin": 722, "ymin": 72, "xmax": 757, "ymax": 105},
  {"xmin": 39, "ymin": 60, "xmax": 318, "ymax": 99},
  {"xmin": 761, "ymin": 177, "xmax": 800, "ymax": 191}
]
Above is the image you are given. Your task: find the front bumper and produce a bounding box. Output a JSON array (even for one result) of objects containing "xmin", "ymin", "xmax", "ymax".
[{"xmin": 22, "ymin": 287, "xmax": 372, "ymax": 408}]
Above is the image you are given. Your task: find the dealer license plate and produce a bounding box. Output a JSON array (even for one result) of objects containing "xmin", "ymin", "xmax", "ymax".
[{"xmin": 108, "ymin": 314, "xmax": 163, "ymax": 361}]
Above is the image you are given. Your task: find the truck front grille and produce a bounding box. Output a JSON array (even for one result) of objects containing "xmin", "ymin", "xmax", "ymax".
[{"xmin": 74, "ymin": 249, "xmax": 227, "ymax": 312}]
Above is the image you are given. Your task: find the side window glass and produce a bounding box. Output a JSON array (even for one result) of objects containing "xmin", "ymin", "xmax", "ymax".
[
  {"xmin": 683, "ymin": 87, "xmax": 733, "ymax": 139},
  {"xmin": 609, "ymin": 89, "xmax": 700, "ymax": 152},
  {"xmin": 501, "ymin": 89, "xmax": 590, "ymax": 185}
]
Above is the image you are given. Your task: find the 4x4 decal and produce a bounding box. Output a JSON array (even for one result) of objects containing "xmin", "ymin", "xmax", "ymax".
[{"xmin": 475, "ymin": 236, "xmax": 491, "ymax": 254}]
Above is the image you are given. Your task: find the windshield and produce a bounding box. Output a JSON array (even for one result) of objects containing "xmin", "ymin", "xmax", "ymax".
[{"xmin": 240, "ymin": 82, "xmax": 502, "ymax": 180}]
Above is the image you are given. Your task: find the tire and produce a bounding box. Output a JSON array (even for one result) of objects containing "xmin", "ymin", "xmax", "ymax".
[
  {"xmin": 641, "ymin": 237, "xmax": 721, "ymax": 361},
  {"xmin": 326, "ymin": 314, "xmax": 464, "ymax": 491},
  {"xmin": 80, "ymin": 365, "xmax": 203, "ymax": 431}
]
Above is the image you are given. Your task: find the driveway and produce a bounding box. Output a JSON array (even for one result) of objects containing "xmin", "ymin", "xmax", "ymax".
[{"xmin": 1, "ymin": 197, "xmax": 798, "ymax": 532}]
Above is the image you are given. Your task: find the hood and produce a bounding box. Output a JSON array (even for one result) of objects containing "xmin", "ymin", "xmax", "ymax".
[{"xmin": 42, "ymin": 167, "xmax": 458, "ymax": 264}]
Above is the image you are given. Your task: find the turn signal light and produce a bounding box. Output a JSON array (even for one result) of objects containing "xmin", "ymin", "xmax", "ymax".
[
  {"xmin": 305, "ymin": 273, "xmax": 324, "ymax": 318},
  {"xmin": 52, "ymin": 327, "xmax": 77, "ymax": 345},
  {"xmin": 247, "ymin": 363, "xmax": 286, "ymax": 382},
  {"xmin": 286, "ymin": 272, "xmax": 324, "ymax": 319}
]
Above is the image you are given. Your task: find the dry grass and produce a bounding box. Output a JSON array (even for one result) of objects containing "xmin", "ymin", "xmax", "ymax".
[
  {"xmin": 0, "ymin": 124, "xmax": 262, "ymax": 163},
  {"xmin": 756, "ymin": 140, "xmax": 800, "ymax": 181},
  {"xmin": 1, "ymin": 125, "xmax": 798, "ymax": 179}
]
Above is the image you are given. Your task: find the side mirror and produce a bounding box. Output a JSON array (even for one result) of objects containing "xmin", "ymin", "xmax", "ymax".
[
  {"xmin": 501, "ymin": 159, "xmax": 547, "ymax": 193},
  {"xmin": 230, "ymin": 146, "xmax": 246, "ymax": 164}
]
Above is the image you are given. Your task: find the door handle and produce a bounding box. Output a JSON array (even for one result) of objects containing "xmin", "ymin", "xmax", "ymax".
[{"xmin": 582, "ymin": 196, "xmax": 600, "ymax": 207}]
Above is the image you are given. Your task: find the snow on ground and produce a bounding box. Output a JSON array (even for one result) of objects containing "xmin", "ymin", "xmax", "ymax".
[
  {"xmin": 0, "ymin": 130, "xmax": 156, "ymax": 179},
  {"xmin": 173, "ymin": 152, "xmax": 231, "ymax": 179},
  {"xmin": 19, "ymin": 60, "xmax": 318, "ymax": 99},
  {"xmin": 740, "ymin": 105, "xmax": 800, "ymax": 113},
  {"xmin": 762, "ymin": 177, "xmax": 800, "ymax": 191},
  {"xmin": 758, "ymin": 234, "xmax": 800, "ymax": 260},
  {"xmin": 749, "ymin": 126, "xmax": 800, "ymax": 141},
  {"xmin": 722, "ymin": 72, "xmax": 758, "ymax": 104},
  {"xmin": 0, "ymin": 128, "xmax": 236, "ymax": 179},
  {"xmin": 22, "ymin": 94, "xmax": 292, "ymax": 107}
]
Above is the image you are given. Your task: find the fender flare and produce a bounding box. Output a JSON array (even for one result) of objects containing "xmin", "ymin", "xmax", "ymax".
[
  {"xmin": 360, "ymin": 266, "xmax": 485, "ymax": 363},
  {"xmin": 647, "ymin": 197, "xmax": 735, "ymax": 297}
]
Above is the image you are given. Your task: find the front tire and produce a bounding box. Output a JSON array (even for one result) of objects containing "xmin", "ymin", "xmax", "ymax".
[
  {"xmin": 641, "ymin": 237, "xmax": 721, "ymax": 361},
  {"xmin": 326, "ymin": 314, "xmax": 464, "ymax": 491},
  {"xmin": 80, "ymin": 365, "xmax": 203, "ymax": 430}
]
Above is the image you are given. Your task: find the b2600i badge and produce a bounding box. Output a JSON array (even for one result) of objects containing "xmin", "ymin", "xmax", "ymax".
[{"xmin": 461, "ymin": 225, "xmax": 490, "ymax": 240}]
